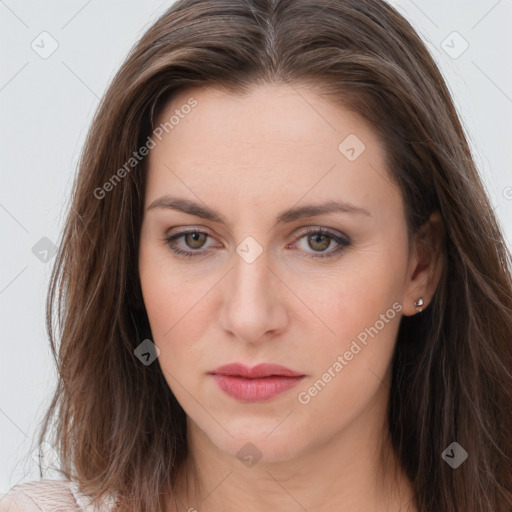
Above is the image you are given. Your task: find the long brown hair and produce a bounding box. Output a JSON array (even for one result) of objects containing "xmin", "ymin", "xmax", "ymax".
[{"xmin": 36, "ymin": 1, "xmax": 512, "ymax": 510}]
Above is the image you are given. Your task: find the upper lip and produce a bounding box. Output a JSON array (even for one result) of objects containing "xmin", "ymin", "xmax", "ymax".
[{"xmin": 209, "ymin": 363, "xmax": 305, "ymax": 379}]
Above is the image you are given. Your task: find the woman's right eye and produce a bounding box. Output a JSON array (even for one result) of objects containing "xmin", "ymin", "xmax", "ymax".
[{"xmin": 164, "ymin": 230, "xmax": 213, "ymax": 259}]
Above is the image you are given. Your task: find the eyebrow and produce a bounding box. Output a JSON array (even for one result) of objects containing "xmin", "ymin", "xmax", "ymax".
[{"xmin": 146, "ymin": 196, "xmax": 372, "ymax": 226}]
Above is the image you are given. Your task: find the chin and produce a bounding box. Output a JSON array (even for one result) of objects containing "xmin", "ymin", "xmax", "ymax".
[
  {"xmin": 191, "ymin": 414, "xmax": 301, "ymax": 467},
  {"xmin": 208, "ymin": 422, "xmax": 306, "ymax": 464}
]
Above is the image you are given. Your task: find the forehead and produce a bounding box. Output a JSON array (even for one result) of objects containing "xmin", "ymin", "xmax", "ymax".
[
  {"xmin": 144, "ymin": 83, "xmax": 400, "ymax": 226},
  {"xmin": 153, "ymin": 83, "xmax": 382, "ymax": 154}
]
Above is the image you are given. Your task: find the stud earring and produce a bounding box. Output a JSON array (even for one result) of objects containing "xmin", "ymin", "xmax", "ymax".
[{"xmin": 413, "ymin": 297, "xmax": 424, "ymax": 313}]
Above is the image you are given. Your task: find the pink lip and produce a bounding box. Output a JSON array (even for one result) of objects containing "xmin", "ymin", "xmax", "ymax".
[
  {"xmin": 211, "ymin": 362, "xmax": 304, "ymax": 378},
  {"xmin": 209, "ymin": 363, "xmax": 305, "ymax": 402}
]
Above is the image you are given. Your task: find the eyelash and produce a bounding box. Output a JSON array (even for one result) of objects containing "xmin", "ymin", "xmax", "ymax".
[{"xmin": 163, "ymin": 227, "xmax": 351, "ymax": 260}]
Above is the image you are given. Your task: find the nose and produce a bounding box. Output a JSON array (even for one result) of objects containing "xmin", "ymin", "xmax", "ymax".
[{"xmin": 218, "ymin": 248, "xmax": 289, "ymax": 344}]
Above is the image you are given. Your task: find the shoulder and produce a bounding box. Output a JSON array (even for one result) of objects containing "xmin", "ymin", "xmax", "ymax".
[{"xmin": 0, "ymin": 479, "xmax": 117, "ymax": 512}]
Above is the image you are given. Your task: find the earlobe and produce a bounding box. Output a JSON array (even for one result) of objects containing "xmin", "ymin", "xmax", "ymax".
[
  {"xmin": 413, "ymin": 297, "xmax": 424, "ymax": 313},
  {"xmin": 401, "ymin": 211, "xmax": 445, "ymax": 317}
]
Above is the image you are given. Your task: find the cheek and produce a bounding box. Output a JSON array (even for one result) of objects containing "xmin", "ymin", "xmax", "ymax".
[
  {"xmin": 139, "ymin": 238, "xmax": 196, "ymax": 336},
  {"xmin": 139, "ymin": 272, "xmax": 204, "ymax": 395},
  {"xmin": 139, "ymin": 261, "xmax": 174, "ymax": 338},
  {"xmin": 303, "ymin": 251, "xmax": 405, "ymax": 340},
  {"xmin": 139, "ymin": 245, "xmax": 185, "ymax": 356},
  {"xmin": 294, "ymin": 296, "xmax": 402, "ymax": 431},
  {"xmin": 295, "ymin": 248, "xmax": 406, "ymax": 395},
  {"xmin": 138, "ymin": 244, "xmax": 217, "ymax": 387}
]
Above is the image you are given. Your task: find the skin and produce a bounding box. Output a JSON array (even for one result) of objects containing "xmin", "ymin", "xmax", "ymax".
[{"xmin": 138, "ymin": 83, "xmax": 444, "ymax": 512}]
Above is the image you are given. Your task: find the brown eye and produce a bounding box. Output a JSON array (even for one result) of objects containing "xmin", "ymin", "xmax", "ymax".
[
  {"xmin": 165, "ymin": 227, "xmax": 350, "ymax": 260},
  {"xmin": 295, "ymin": 228, "xmax": 351, "ymax": 259},
  {"xmin": 307, "ymin": 232, "xmax": 331, "ymax": 252},
  {"xmin": 164, "ymin": 230, "xmax": 213, "ymax": 258},
  {"xmin": 183, "ymin": 232, "xmax": 207, "ymax": 249}
]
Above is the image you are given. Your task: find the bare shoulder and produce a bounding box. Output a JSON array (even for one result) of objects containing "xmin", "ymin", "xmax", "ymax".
[{"xmin": 0, "ymin": 479, "xmax": 115, "ymax": 511}]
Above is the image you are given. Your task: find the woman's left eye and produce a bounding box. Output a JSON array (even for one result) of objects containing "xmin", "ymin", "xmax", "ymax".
[
  {"xmin": 293, "ymin": 228, "xmax": 351, "ymax": 259},
  {"xmin": 164, "ymin": 228, "xmax": 351, "ymax": 260}
]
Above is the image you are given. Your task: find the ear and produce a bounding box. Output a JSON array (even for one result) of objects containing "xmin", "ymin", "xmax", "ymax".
[{"xmin": 402, "ymin": 210, "xmax": 445, "ymax": 317}]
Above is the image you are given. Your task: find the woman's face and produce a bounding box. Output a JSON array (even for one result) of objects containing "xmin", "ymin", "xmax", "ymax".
[{"xmin": 138, "ymin": 83, "xmax": 417, "ymax": 463}]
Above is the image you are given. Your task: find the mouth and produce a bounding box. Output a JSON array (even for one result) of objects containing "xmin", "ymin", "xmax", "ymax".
[
  {"xmin": 209, "ymin": 362, "xmax": 305, "ymax": 379},
  {"xmin": 208, "ymin": 363, "xmax": 306, "ymax": 402}
]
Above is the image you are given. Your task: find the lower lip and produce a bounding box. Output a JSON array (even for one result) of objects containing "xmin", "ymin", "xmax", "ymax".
[{"xmin": 210, "ymin": 374, "xmax": 305, "ymax": 402}]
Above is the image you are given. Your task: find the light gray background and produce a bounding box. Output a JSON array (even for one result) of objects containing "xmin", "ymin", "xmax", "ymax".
[{"xmin": 1, "ymin": 0, "xmax": 511, "ymax": 492}]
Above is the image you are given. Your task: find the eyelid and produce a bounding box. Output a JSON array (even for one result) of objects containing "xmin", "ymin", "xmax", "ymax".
[
  {"xmin": 164, "ymin": 227, "xmax": 219, "ymax": 250},
  {"xmin": 289, "ymin": 227, "xmax": 350, "ymax": 258},
  {"xmin": 291, "ymin": 226, "xmax": 350, "ymax": 244},
  {"xmin": 164, "ymin": 226, "xmax": 348, "ymax": 241},
  {"xmin": 164, "ymin": 226, "xmax": 351, "ymax": 259}
]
